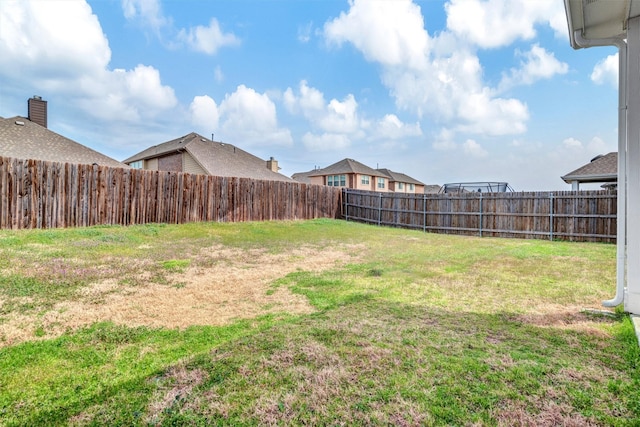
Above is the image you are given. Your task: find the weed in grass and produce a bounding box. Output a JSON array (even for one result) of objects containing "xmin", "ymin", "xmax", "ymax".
[{"xmin": 160, "ymin": 259, "xmax": 191, "ymax": 273}]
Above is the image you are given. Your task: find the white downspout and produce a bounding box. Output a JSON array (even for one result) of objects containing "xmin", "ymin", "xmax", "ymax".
[{"xmin": 574, "ymin": 30, "xmax": 627, "ymax": 307}]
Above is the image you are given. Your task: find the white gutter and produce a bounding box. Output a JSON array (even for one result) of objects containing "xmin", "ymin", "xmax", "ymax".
[{"xmin": 574, "ymin": 30, "xmax": 627, "ymax": 307}]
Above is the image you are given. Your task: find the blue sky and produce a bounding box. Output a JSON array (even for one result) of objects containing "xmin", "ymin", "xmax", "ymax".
[{"xmin": 0, "ymin": 0, "xmax": 621, "ymax": 190}]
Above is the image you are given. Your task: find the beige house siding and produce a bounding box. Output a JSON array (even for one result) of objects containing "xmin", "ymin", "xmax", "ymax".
[
  {"xmin": 389, "ymin": 182, "xmax": 425, "ymax": 194},
  {"xmin": 311, "ymin": 173, "xmax": 390, "ymax": 192},
  {"xmin": 374, "ymin": 177, "xmax": 390, "ymax": 192},
  {"xmin": 354, "ymin": 173, "xmax": 375, "ymax": 191},
  {"xmin": 146, "ymin": 158, "xmax": 158, "ymax": 171},
  {"xmin": 183, "ymin": 153, "xmax": 207, "ymax": 175}
]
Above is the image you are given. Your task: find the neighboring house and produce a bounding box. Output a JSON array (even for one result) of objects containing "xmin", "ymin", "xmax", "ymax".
[
  {"xmin": 376, "ymin": 168, "xmax": 425, "ymax": 194},
  {"xmin": 303, "ymin": 158, "xmax": 390, "ymax": 191},
  {"xmin": 291, "ymin": 170, "xmax": 315, "ymax": 184},
  {"xmin": 0, "ymin": 96, "xmax": 127, "ymax": 168},
  {"xmin": 297, "ymin": 158, "xmax": 425, "ymax": 193},
  {"xmin": 424, "ymin": 185, "xmax": 442, "ymax": 194},
  {"xmin": 561, "ymin": 152, "xmax": 617, "ymax": 190},
  {"xmin": 123, "ymin": 132, "xmax": 293, "ymax": 182}
]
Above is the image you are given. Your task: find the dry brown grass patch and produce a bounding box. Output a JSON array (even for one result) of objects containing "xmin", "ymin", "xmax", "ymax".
[
  {"xmin": 495, "ymin": 400, "xmax": 598, "ymax": 427},
  {"xmin": 514, "ymin": 304, "xmax": 615, "ymax": 337},
  {"xmin": 0, "ymin": 244, "xmax": 364, "ymax": 347},
  {"xmin": 145, "ymin": 365, "xmax": 209, "ymax": 425}
]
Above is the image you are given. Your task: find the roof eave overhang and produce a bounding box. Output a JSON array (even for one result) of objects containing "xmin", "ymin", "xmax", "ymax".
[
  {"xmin": 561, "ymin": 173, "xmax": 617, "ymax": 184},
  {"xmin": 564, "ymin": 0, "xmax": 634, "ymax": 50}
]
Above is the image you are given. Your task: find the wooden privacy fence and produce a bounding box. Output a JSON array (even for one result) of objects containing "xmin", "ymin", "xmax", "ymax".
[
  {"xmin": 0, "ymin": 156, "xmax": 342, "ymax": 229},
  {"xmin": 343, "ymin": 189, "xmax": 617, "ymax": 242}
]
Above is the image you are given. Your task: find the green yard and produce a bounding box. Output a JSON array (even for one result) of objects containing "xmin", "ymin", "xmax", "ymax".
[{"xmin": 0, "ymin": 219, "xmax": 637, "ymax": 426}]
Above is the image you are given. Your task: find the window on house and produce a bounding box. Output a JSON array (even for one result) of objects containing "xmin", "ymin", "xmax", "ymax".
[
  {"xmin": 130, "ymin": 160, "xmax": 143, "ymax": 169},
  {"xmin": 361, "ymin": 175, "xmax": 370, "ymax": 185},
  {"xmin": 327, "ymin": 174, "xmax": 346, "ymax": 187},
  {"xmin": 409, "ymin": 183, "xmax": 415, "ymax": 191},
  {"xmin": 398, "ymin": 182, "xmax": 404, "ymax": 190},
  {"xmin": 377, "ymin": 177, "xmax": 385, "ymax": 189}
]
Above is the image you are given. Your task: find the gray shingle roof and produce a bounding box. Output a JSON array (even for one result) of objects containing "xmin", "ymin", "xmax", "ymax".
[
  {"xmin": 308, "ymin": 158, "xmax": 384, "ymax": 177},
  {"xmin": 561, "ymin": 152, "xmax": 617, "ymax": 183},
  {"xmin": 0, "ymin": 116, "xmax": 127, "ymax": 168},
  {"xmin": 291, "ymin": 170, "xmax": 316, "ymax": 184},
  {"xmin": 376, "ymin": 168, "xmax": 424, "ymax": 185},
  {"xmin": 124, "ymin": 132, "xmax": 293, "ymax": 182}
]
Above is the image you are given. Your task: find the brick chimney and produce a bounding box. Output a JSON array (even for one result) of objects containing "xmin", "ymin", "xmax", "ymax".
[
  {"xmin": 267, "ymin": 157, "xmax": 279, "ymax": 172},
  {"xmin": 28, "ymin": 96, "xmax": 47, "ymax": 128}
]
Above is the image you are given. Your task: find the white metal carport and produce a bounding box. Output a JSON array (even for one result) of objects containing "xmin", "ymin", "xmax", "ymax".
[{"xmin": 564, "ymin": 0, "xmax": 640, "ymax": 314}]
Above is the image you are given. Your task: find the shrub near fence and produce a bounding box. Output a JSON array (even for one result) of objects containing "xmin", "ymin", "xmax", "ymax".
[
  {"xmin": 343, "ymin": 189, "xmax": 617, "ymax": 243},
  {"xmin": 0, "ymin": 156, "xmax": 342, "ymax": 229}
]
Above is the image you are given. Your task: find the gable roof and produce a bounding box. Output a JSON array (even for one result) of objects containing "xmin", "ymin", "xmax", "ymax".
[
  {"xmin": 291, "ymin": 170, "xmax": 316, "ymax": 184},
  {"xmin": 124, "ymin": 132, "xmax": 293, "ymax": 182},
  {"xmin": 376, "ymin": 168, "xmax": 424, "ymax": 186},
  {"xmin": 561, "ymin": 152, "xmax": 617, "ymax": 184},
  {"xmin": 0, "ymin": 116, "xmax": 126, "ymax": 168},
  {"xmin": 308, "ymin": 158, "xmax": 384, "ymax": 178}
]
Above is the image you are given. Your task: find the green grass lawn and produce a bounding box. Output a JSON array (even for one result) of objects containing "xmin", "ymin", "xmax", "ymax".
[{"xmin": 0, "ymin": 219, "xmax": 637, "ymax": 426}]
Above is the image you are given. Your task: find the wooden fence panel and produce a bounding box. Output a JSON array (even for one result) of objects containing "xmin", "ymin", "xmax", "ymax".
[
  {"xmin": 344, "ymin": 189, "xmax": 617, "ymax": 243},
  {"xmin": 0, "ymin": 156, "xmax": 342, "ymax": 230}
]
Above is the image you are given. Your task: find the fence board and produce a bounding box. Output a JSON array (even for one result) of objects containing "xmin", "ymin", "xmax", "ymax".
[
  {"xmin": 344, "ymin": 189, "xmax": 617, "ymax": 243},
  {"xmin": 0, "ymin": 156, "xmax": 342, "ymax": 230}
]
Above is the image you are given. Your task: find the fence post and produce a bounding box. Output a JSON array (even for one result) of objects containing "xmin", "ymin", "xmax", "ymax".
[
  {"xmin": 378, "ymin": 193, "xmax": 382, "ymax": 226},
  {"xmin": 479, "ymin": 192, "xmax": 483, "ymax": 237},
  {"xmin": 423, "ymin": 194, "xmax": 427, "ymax": 233},
  {"xmin": 344, "ymin": 189, "xmax": 348, "ymax": 221},
  {"xmin": 549, "ymin": 193, "xmax": 554, "ymax": 241}
]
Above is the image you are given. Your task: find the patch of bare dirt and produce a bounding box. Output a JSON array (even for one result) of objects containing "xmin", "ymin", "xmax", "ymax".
[{"xmin": 0, "ymin": 244, "xmax": 365, "ymax": 347}]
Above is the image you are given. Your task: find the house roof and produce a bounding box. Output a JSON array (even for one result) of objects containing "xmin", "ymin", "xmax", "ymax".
[
  {"xmin": 423, "ymin": 185, "xmax": 441, "ymax": 194},
  {"xmin": 0, "ymin": 116, "xmax": 127, "ymax": 168},
  {"xmin": 376, "ymin": 168, "xmax": 424, "ymax": 186},
  {"xmin": 308, "ymin": 158, "xmax": 384, "ymax": 178},
  {"xmin": 124, "ymin": 132, "xmax": 293, "ymax": 182},
  {"xmin": 561, "ymin": 152, "xmax": 617, "ymax": 184},
  {"xmin": 291, "ymin": 170, "xmax": 317, "ymax": 184}
]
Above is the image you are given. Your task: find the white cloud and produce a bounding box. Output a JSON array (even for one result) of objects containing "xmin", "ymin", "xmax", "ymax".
[
  {"xmin": 591, "ymin": 53, "xmax": 618, "ymax": 87},
  {"xmin": 189, "ymin": 95, "xmax": 219, "ymax": 131},
  {"xmin": 121, "ymin": 0, "xmax": 169, "ymax": 34},
  {"xmin": 324, "ymin": 0, "xmax": 429, "ymax": 69},
  {"xmin": 214, "ymin": 66, "xmax": 224, "ymax": 83},
  {"xmin": 562, "ymin": 137, "xmax": 582, "ymax": 149},
  {"xmin": 320, "ymin": 95, "xmax": 363, "ymax": 134},
  {"xmin": 445, "ymin": 0, "xmax": 566, "ymax": 49},
  {"xmin": 371, "ymin": 114, "xmax": 422, "ymax": 140},
  {"xmin": 562, "ymin": 136, "xmax": 611, "ymax": 156},
  {"xmin": 463, "ymin": 139, "xmax": 488, "ymax": 157},
  {"xmin": 122, "ymin": 0, "xmax": 239, "ymax": 55},
  {"xmin": 286, "ymin": 80, "xmax": 422, "ymax": 147},
  {"xmin": 432, "ymin": 128, "xmax": 457, "ymax": 151},
  {"xmin": 283, "ymin": 80, "xmax": 325, "ymax": 116},
  {"xmin": 302, "ymin": 132, "xmax": 351, "ymax": 151},
  {"xmin": 177, "ymin": 18, "xmax": 240, "ymax": 55},
  {"xmin": 218, "ymin": 85, "xmax": 293, "ymax": 146},
  {"xmin": 0, "ymin": 0, "xmax": 177, "ymax": 123},
  {"xmin": 0, "ymin": 0, "xmax": 110, "ymax": 77},
  {"xmin": 298, "ymin": 22, "xmax": 313, "ymax": 43},
  {"xmin": 499, "ymin": 44, "xmax": 568, "ymax": 91},
  {"xmin": 324, "ymin": 0, "xmax": 530, "ymax": 137},
  {"xmin": 284, "ymin": 81, "xmax": 367, "ymax": 139}
]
